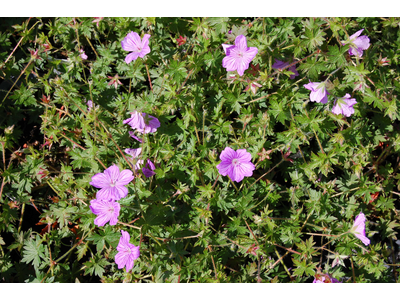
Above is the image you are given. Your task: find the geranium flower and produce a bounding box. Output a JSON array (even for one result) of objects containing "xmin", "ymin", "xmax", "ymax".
[
  {"xmin": 142, "ymin": 159, "xmax": 156, "ymax": 178},
  {"xmin": 344, "ymin": 29, "xmax": 370, "ymax": 58},
  {"xmin": 303, "ymin": 81, "xmax": 329, "ymax": 104},
  {"xmin": 89, "ymin": 198, "xmax": 120, "ymax": 227},
  {"xmin": 123, "ymin": 111, "xmax": 160, "ymax": 134},
  {"xmin": 272, "ymin": 59, "xmax": 299, "ymax": 79},
  {"xmin": 331, "ymin": 94, "xmax": 357, "ymax": 117},
  {"xmin": 313, "ymin": 273, "xmax": 339, "ymax": 283},
  {"xmin": 350, "ymin": 212, "xmax": 370, "ymax": 246},
  {"xmin": 79, "ymin": 49, "xmax": 88, "ymax": 60},
  {"xmin": 216, "ymin": 147, "xmax": 255, "ymax": 182},
  {"xmin": 90, "ymin": 165, "xmax": 134, "ymax": 201},
  {"xmin": 121, "ymin": 32, "xmax": 151, "ymax": 64},
  {"xmin": 115, "ymin": 230, "xmax": 140, "ymax": 271},
  {"xmin": 222, "ymin": 35, "xmax": 258, "ymax": 76}
]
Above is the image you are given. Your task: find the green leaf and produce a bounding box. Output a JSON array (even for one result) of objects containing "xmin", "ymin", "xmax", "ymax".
[{"xmin": 21, "ymin": 235, "xmax": 46, "ymax": 270}]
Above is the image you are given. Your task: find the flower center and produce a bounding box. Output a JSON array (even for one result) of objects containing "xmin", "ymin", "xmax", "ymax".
[
  {"xmin": 110, "ymin": 180, "xmax": 116, "ymax": 187},
  {"xmin": 232, "ymin": 158, "xmax": 239, "ymax": 166}
]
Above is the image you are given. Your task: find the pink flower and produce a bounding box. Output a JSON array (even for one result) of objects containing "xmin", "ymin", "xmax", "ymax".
[
  {"xmin": 115, "ymin": 230, "xmax": 140, "ymax": 271},
  {"xmin": 344, "ymin": 29, "xmax": 370, "ymax": 58},
  {"xmin": 351, "ymin": 212, "xmax": 370, "ymax": 246},
  {"xmin": 121, "ymin": 32, "xmax": 151, "ymax": 64},
  {"xmin": 79, "ymin": 49, "xmax": 88, "ymax": 60},
  {"xmin": 90, "ymin": 165, "xmax": 134, "ymax": 201},
  {"xmin": 89, "ymin": 198, "xmax": 120, "ymax": 227},
  {"xmin": 331, "ymin": 94, "xmax": 357, "ymax": 117},
  {"xmin": 222, "ymin": 35, "xmax": 258, "ymax": 76},
  {"xmin": 142, "ymin": 159, "xmax": 156, "ymax": 178},
  {"xmin": 123, "ymin": 111, "xmax": 160, "ymax": 134},
  {"xmin": 313, "ymin": 273, "xmax": 339, "ymax": 283},
  {"xmin": 303, "ymin": 81, "xmax": 329, "ymax": 104},
  {"xmin": 216, "ymin": 147, "xmax": 255, "ymax": 182},
  {"xmin": 272, "ymin": 59, "xmax": 299, "ymax": 79}
]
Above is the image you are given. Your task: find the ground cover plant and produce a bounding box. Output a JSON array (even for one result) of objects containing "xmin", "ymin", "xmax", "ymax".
[{"xmin": 1, "ymin": 17, "xmax": 400, "ymax": 283}]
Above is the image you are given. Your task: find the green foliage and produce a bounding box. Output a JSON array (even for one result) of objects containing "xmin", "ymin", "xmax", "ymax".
[{"xmin": 1, "ymin": 17, "xmax": 400, "ymax": 283}]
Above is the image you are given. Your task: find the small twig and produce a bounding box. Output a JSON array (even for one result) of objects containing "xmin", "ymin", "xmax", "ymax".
[
  {"xmin": 350, "ymin": 256, "xmax": 356, "ymax": 283},
  {"xmin": 208, "ymin": 245, "xmax": 218, "ymax": 280},
  {"xmin": 117, "ymin": 221, "xmax": 141, "ymax": 230},
  {"xmin": 249, "ymin": 159, "xmax": 284, "ymax": 189},
  {"xmin": 244, "ymin": 219, "xmax": 259, "ymax": 246},
  {"xmin": 176, "ymin": 69, "xmax": 194, "ymax": 95},
  {"xmin": 145, "ymin": 64, "xmax": 153, "ymax": 91}
]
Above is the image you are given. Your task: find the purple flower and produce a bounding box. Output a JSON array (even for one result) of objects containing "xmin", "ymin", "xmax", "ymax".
[
  {"xmin": 332, "ymin": 94, "xmax": 357, "ymax": 117},
  {"xmin": 303, "ymin": 81, "xmax": 329, "ymax": 104},
  {"xmin": 313, "ymin": 273, "xmax": 339, "ymax": 283},
  {"xmin": 351, "ymin": 212, "xmax": 370, "ymax": 246},
  {"xmin": 222, "ymin": 35, "xmax": 258, "ymax": 76},
  {"xmin": 115, "ymin": 230, "xmax": 140, "ymax": 271},
  {"xmin": 89, "ymin": 198, "xmax": 120, "ymax": 227},
  {"xmin": 272, "ymin": 59, "xmax": 299, "ymax": 79},
  {"xmin": 129, "ymin": 131, "xmax": 144, "ymax": 143},
  {"xmin": 90, "ymin": 165, "xmax": 134, "ymax": 201},
  {"xmin": 344, "ymin": 29, "xmax": 370, "ymax": 58},
  {"xmin": 142, "ymin": 159, "xmax": 156, "ymax": 178},
  {"xmin": 121, "ymin": 32, "xmax": 151, "ymax": 64},
  {"xmin": 123, "ymin": 111, "xmax": 160, "ymax": 134},
  {"xmin": 79, "ymin": 49, "xmax": 88, "ymax": 60},
  {"xmin": 216, "ymin": 147, "xmax": 255, "ymax": 183}
]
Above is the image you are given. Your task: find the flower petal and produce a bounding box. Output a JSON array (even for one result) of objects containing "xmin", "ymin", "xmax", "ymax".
[
  {"xmin": 90, "ymin": 173, "xmax": 109, "ymax": 189},
  {"xmin": 117, "ymin": 169, "xmax": 134, "ymax": 186}
]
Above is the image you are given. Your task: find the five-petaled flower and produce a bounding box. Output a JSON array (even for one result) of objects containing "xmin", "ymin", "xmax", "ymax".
[
  {"xmin": 123, "ymin": 111, "xmax": 160, "ymax": 134},
  {"xmin": 90, "ymin": 165, "xmax": 134, "ymax": 201},
  {"xmin": 222, "ymin": 35, "xmax": 258, "ymax": 76},
  {"xmin": 216, "ymin": 147, "xmax": 255, "ymax": 182},
  {"xmin": 331, "ymin": 94, "xmax": 357, "ymax": 117},
  {"xmin": 89, "ymin": 198, "xmax": 121, "ymax": 227},
  {"xmin": 350, "ymin": 212, "xmax": 370, "ymax": 246},
  {"xmin": 115, "ymin": 230, "xmax": 140, "ymax": 271},
  {"xmin": 272, "ymin": 59, "xmax": 299, "ymax": 79},
  {"xmin": 343, "ymin": 29, "xmax": 370, "ymax": 58},
  {"xmin": 121, "ymin": 32, "xmax": 151, "ymax": 64},
  {"xmin": 303, "ymin": 81, "xmax": 329, "ymax": 104},
  {"xmin": 176, "ymin": 36, "xmax": 187, "ymax": 46}
]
